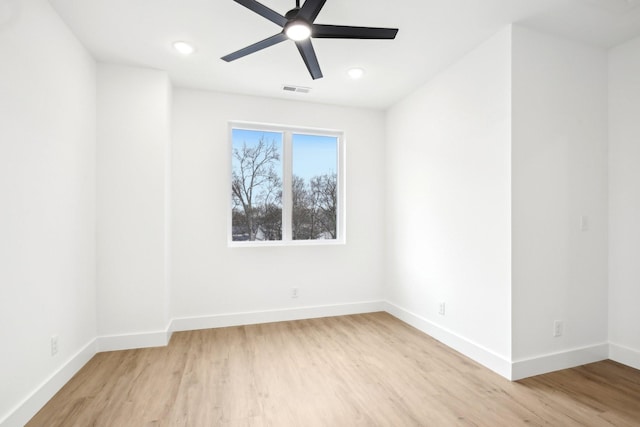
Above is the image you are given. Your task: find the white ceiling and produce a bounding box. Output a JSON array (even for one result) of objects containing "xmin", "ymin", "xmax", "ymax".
[{"xmin": 49, "ymin": 0, "xmax": 640, "ymax": 109}]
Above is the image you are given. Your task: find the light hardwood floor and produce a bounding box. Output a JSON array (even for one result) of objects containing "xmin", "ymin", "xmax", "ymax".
[{"xmin": 27, "ymin": 312, "xmax": 640, "ymax": 426}]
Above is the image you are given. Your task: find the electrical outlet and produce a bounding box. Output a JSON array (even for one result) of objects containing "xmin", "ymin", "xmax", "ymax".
[
  {"xmin": 438, "ymin": 302, "xmax": 446, "ymax": 316},
  {"xmin": 580, "ymin": 215, "xmax": 589, "ymax": 231},
  {"xmin": 51, "ymin": 335, "xmax": 59, "ymax": 356},
  {"xmin": 291, "ymin": 287, "xmax": 299, "ymax": 298},
  {"xmin": 553, "ymin": 320, "xmax": 563, "ymax": 337}
]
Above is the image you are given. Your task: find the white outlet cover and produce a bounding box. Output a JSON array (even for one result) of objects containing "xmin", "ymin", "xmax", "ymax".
[{"xmin": 51, "ymin": 335, "xmax": 59, "ymax": 355}]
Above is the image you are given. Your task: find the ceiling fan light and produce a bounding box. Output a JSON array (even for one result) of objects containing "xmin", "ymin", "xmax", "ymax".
[{"xmin": 285, "ymin": 21, "xmax": 311, "ymax": 41}]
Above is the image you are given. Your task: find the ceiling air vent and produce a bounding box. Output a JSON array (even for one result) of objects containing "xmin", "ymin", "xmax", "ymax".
[{"xmin": 282, "ymin": 85, "xmax": 311, "ymax": 94}]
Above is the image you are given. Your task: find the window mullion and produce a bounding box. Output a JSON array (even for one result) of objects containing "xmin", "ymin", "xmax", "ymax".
[{"xmin": 282, "ymin": 131, "xmax": 293, "ymax": 241}]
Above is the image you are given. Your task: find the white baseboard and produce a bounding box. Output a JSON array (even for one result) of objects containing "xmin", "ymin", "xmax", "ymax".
[
  {"xmin": 1, "ymin": 302, "xmax": 382, "ymax": 426},
  {"xmin": 609, "ymin": 342, "xmax": 640, "ymax": 370},
  {"xmin": 171, "ymin": 301, "xmax": 386, "ymax": 332},
  {"xmin": 0, "ymin": 339, "xmax": 97, "ymax": 427},
  {"xmin": 5, "ymin": 301, "xmax": 633, "ymax": 427},
  {"xmin": 511, "ymin": 343, "xmax": 609, "ymax": 380},
  {"xmin": 96, "ymin": 329, "xmax": 171, "ymax": 352},
  {"xmin": 95, "ymin": 301, "xmax": 386, "ymax": 352},
  {"xmin": 383, "ymin": 301, "xmax": 513, "ymax": 379}
]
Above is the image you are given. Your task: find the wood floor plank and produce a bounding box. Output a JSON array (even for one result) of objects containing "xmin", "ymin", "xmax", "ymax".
[{"xmin": 26, "ymin": 312, "xmax": 640, "ymax": 426}]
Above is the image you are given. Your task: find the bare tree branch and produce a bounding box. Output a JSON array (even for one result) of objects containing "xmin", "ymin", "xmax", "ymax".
[{"xmin": 231, "ymin": 136, "xmax": 282, "ymax": 241}]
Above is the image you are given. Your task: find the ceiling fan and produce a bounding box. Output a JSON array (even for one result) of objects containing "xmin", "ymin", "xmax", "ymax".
[{"xmin": 221, "ymin": 0, "xmax": 399, "ymax": 80}]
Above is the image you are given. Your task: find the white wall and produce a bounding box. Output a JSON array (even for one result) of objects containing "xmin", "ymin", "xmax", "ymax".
[
  {"xmin": 170, "ymin": 90, "xmax": 386, "ymax": 322},
  {"xmin": 609, "ymin": 35, "xmax": 640, "ymax": 369},
  {"xmin": 511, "ymin": 26, "xmax": 608, "ymax": 373},
  {"xmin": 96, "ymin": 65, "xmax": 171, "ymax": 346},
  {"xmin": 0, "ymin": 0, "xmax": 96, "ymax": 424},
  {"xmin": 385, "ymin": 28, "xmax": 513, "ymax": 376}
]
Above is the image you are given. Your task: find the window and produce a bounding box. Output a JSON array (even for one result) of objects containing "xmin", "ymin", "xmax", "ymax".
[{"xmin": 230, "ymin": 123, "xmax": 343, "ymax": 245}]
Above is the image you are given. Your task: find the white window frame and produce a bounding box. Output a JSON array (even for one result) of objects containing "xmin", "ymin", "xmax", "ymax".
[{"xmin": 228, "ymin": 121, "xmax": 345, "ymax": 247}]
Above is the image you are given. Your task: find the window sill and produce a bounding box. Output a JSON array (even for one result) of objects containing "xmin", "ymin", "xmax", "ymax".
[{"xmin": 228, "ymin": 238, "xmax": 345, "ymax": 248}]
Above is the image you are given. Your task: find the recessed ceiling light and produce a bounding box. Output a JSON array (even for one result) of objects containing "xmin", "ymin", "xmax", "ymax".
[
  {"xmin": 348, "ymin": 67, "xmax": 365, "ymax": 80},
  {"xmin": 173, "ymin": 41, "xmax": 195, "ymax": 55}
]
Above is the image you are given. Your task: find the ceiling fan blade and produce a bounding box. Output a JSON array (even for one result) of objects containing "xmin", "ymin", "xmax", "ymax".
[
  {"xmin": 233, "ymin": 0, "xmax": 287, "ymax": 27},
  {"xmin": 295, "ymin": 38, "xmax": 323, "ymax": 80},
  {"xmin": 312, "ymin": 24, "xmax": 398, "ymax": 39},
  {"xmin": 221, "ymin": 33, "xmax": 288, "ymax": 62},
  {"xmin": 298, "ymin": 0, "xmax": 327, "ymax": 23}
]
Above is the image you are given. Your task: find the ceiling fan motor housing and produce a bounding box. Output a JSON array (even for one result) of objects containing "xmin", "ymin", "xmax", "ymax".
[{"xmin": 285, "ymin": 7, "xmax": 301, "ymax": 20}]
